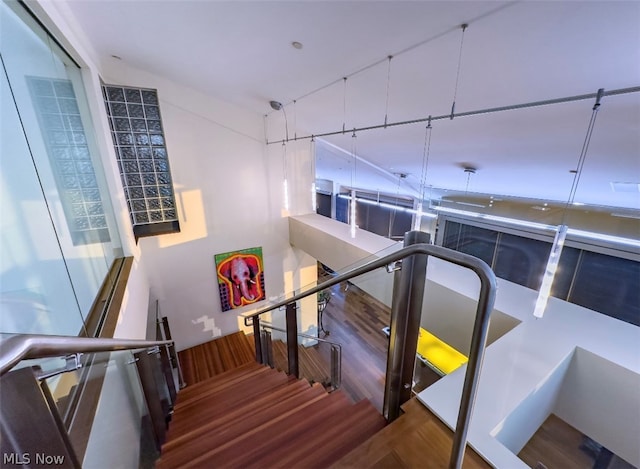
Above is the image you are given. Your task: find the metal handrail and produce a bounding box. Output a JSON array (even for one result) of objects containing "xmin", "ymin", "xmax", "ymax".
[
  {"xmin": 243, "ymin": 242, "xmax": 497, "ymax": 469},
  {"xmin": 244, "ymin": 243, "xmax": 493, "ymax": 324},
  {"xmin": 260, "ymin": 323, "xmax": 342, "ymax": 349},
  {"xmin": 0, "ymin": 334, "xmax": 173, "ymax": 377}
]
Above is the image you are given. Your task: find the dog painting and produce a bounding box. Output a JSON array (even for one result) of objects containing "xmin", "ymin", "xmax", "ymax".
[{"xmin": 215, "ymin": 247, "xmax": 266, "ymax": 311}]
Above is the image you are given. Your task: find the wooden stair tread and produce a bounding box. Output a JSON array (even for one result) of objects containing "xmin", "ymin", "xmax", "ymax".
[
  {"xmin": 255, "ymin": 398, "xmax": 386, "ymax": 469},
  {"xmin": 178, "ymin": 331, "xmax": 255, "ymax": 384},
  {"xmin": 163, "ymin": 379, "xmax": 321, "ymax": 451},
  {"xmin": 174, "ymin": 364, "xmax": 273, "ymax": 409},
  {"xmin": 168, "ymin": 367, "xmax": 292, "ymax": 436},
  {"xmin": 160, "ymin": 382, "xmax": 330, "ymax": 468},
  {"xmin": 176, "ymin": 361, "xmax": 262, "ymax": 401},
  {"xmin": 178, "ymin": 390, "xmax": 353, "ymax": 468}
]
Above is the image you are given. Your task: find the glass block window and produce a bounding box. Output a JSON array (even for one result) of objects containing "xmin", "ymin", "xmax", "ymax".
[
  {"xmin": 27, "ymin": 77, "xmax": 110, "ymax": 245},
  {"xmin": 102, "ymin": 85, "xmax": 179, "ymax": 238}
]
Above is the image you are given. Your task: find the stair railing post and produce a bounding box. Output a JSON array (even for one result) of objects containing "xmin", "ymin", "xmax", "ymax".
[
  {"xmin": 285, "ymin": 302, "xmax": 299, "ymax": 378},
  {"xmin": 252, "ymin": 316, "xmax": 263, "ymax": 364},
  {"xmin": 262, "ymin": 329, "xmax": 274, "ymax": 367},
  {"xmin": 331, "ymin": 345, "xmax": 341, "ymax": 390},
  {"xmin": 383, "ymin": 230, "xmax": 430, "ymax": 422}
]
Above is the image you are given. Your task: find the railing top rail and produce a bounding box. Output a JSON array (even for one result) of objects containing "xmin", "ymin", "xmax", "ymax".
[
  {"xmin": 0, "ymin": 334, "xmax": 173, "ymax": 377},
  {"xmin": 260, "ymin": 323, "xmax": 342, "ymax": 349},
  {"xmin": 244, "ymin": 243, "xmax": 496, "ymax": 325}
]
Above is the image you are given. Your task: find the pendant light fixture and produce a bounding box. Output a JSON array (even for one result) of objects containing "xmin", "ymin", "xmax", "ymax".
[
  {"xmin": 282, "ymin": 141, "xmax": 289, "ymax": 212},
  {"xmin": 533, "ymin": 88, "xmax": 604, "ymax": 318},
  {"xmin": 270, "ymin": 100, "xmax": 290, "ymax": 212}
]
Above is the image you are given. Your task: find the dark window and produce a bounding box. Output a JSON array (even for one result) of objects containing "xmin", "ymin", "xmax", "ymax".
[
  {"xmin": 569, "ymin": 251, "xmax": 640, "ymax": 326},
  {"xmin": 441, "ymin": 219, "xmax": 640, "ymax": 328},
  {"xmin": 550, "ymin": 246, "xmax": 581, "ymax": 300},
  {"xmin": 316, "ymin": 192, "xmax": 332, "ymax": 218},
  {"xmin": 494, "ymin": 233, "xmax": 551, "ymax": 290},
  {"xmin": 336, "ymin": 196, "xmax": 349, "ymax": 224},
  {"xmin": 443, "ymin": 221, "xmax": 497, "ymax": 267},
  {"xmin": 102, "ymin": 85, "xmax": 179, "ymax": 239}
]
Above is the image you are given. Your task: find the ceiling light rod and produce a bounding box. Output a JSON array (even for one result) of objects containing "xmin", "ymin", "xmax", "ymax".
[{"xmin": 265, "ymin": 86, "xmax": 639, "ymax": 145}]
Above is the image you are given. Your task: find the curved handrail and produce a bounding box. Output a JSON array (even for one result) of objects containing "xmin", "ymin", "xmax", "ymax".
[
  {"xmin": 0, "ymin": 334, "xmax": 173, "ymax": 377},
  {"xmin": 244, "ymin": 243, "xmax": 495, "ymax": 324},
  {"xmin": 244, "ymin": 241, "xmax": 497, "ymax": 469}
]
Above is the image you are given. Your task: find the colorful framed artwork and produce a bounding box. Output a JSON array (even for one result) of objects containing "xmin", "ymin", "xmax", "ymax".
[{"xmin": 215, "ymin": 247, "xmax": 266, "ymax": 311}]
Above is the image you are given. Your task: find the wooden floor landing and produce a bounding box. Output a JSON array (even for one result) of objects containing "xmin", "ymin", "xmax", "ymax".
[{"xmin": 334, "ymin": 398, "xmax": 490, "ymax": 469}]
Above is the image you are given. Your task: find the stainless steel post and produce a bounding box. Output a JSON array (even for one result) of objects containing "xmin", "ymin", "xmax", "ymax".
[
  {"xmin": 285, "ymin": 303, "xmax": 299, "ymax": 378},
  {"xmin": 383, "ymin": 230, "xmax": 430, "ymax": 422}
]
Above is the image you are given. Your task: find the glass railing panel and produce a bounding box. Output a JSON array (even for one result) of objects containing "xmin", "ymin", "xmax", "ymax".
[
  {"xmin": 249, "ymin": 251, "xmax": 398, "ymax": 411},
  {"xmin": 77, "ymin": 349, "xmax": 158, "ymax": 469}
]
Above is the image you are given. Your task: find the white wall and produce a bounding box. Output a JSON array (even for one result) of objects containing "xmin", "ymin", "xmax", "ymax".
[
  {"xmin": 30, "ymin": 1, "xmax": 316, "ymax": 350},
  {"xmin": 97, "ymin": 60, "xmax": 315, "ymax": 351},
  {"xmin": 493, "ymin": 350, "xmax": 573, "ymax": 453},
  {"xmin": 554, "ymin": 348, "xmax": 640, "ymax": 467}
]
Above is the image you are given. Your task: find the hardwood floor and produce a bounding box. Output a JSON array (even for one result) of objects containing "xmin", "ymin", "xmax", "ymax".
[
  {"xmin": 517, "ymin": 414, "xmax": 637, "ymax": 469},
  {"xmin": 333, "ymin": 398, "xmax": 490, "ymax": 468}
]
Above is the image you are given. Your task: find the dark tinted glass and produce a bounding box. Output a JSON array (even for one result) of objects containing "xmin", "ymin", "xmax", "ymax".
[
  {"xmin": 494, "ymin": 233, "xmax": 551, "ymax": 290},
  {"xmin": 569, "ymin": 251, "xmax": 640, "ymax": 326},
  {"xmin": 316, "ymin": 193, "xmax": 332, "ymax": 218},
  {"xmin": 550, "ymin": 246, "xmax": 581, "ymax": 300},
  {"xmin": 336, "ymin": 196, "xmax": 349, "ymax": 224},
  {"xmin": 443, "ymin": 221, "xmax": 497, "ymax": 266}
]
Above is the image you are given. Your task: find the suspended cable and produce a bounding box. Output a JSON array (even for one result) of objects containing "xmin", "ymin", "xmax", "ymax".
[
  {"xmin": 293, "ymin": 99, "xmax": 297, "ymax": 140},
  {"xmin": 419, "ymin": 117, "xmax": 433, "ymax": 201},
  {"xmin": 342, "ymin": 77, "xmax": 348, "ymax": 134},
  {"xmin": 265, "ymin": 86, "xmax": 639, "ymax": 145},
  {"xmin": 564, "ymin": 88, "xmax": 604, "ymax": 213},
  {"xmin": 271, "ymin": 3, "xmax": 516, "ymax": 113},
  {"xmin": 310, "ymin": 135, "xmax": 317, "ymax": 212},
  {"xmin": 450, "ymin": 24, "xmax": 468, "ymax": 119},
  {"xmin": 534, "ymin": 88, "xmax": 604, "ymax": 319},
  {"xmin": 350, "ymin": 129, "xmax": 358, "ymax": 238},
  {"xmin": 414, "ymin": 118, "xmax": 433, "ymax": 231},
  {"xmin": 384, "ymin": 55, "xmax": 393, "ymax": 127}
]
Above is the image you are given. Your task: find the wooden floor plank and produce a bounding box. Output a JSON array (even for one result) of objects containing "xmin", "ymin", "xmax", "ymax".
[{"xmin": 332, "ymin": 398, "xmax": 490, "ymax": 469}]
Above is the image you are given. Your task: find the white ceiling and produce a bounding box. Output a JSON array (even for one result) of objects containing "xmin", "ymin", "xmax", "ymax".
[{"xmin": 62, "ymin": 1, "xmax": 640, "ymax": 210}]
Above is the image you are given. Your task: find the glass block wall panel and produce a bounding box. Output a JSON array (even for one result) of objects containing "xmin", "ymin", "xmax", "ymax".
[
  {"xmin": 27, "ymin": 77, "xmax": 110, "ymax": 245},
  {"xmin": 102, "ymin": 85, "xmax": 179, "ymax": 234}
]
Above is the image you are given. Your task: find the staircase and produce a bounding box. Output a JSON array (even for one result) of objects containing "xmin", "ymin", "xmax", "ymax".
[{"xmin": 157, "ymin": 332, "xmax": 386, "ymax": 468}]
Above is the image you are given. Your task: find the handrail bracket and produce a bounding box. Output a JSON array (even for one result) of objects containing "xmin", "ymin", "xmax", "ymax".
[{"xmin": 35, "ymin": 353, "xmax": 83, "ymax": 381}]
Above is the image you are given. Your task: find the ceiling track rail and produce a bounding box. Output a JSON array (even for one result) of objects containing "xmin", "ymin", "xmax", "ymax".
[{"xmin": 266, "ymin": 85, "xmax": 640, "ymax": 145}]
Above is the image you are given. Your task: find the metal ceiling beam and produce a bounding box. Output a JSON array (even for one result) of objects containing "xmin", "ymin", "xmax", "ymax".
[{"xmin": 267, "ymin": 86, "xmax": 640, "ymax": 145}]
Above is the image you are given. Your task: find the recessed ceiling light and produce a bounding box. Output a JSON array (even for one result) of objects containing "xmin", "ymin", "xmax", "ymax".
[{"xmin": 291, "ymin": 41, "xmax": 303, "ymax": 50}]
